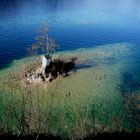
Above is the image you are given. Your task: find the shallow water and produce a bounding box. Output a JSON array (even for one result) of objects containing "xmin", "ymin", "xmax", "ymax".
[
  {"xmin": 0, "ymin": 0, "xmax": 140, "ymax": 69},
  {"xmin": 0, "ymin": 0, "xmax": 140, "ymax": 138},
  {"xmin": 0, "ymin": 43, "xmax": 139, "ymax": 138}
]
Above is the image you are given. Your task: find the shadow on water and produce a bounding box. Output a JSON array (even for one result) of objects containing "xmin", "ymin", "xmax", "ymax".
[
  {"xmin": 123, "ymin": 71, "xmax": 140, "ymax": 93},
  {"xmin": 121, "ymin": 71, "xmax": 140, "ymax": 130},
  {"xmin": 76, "ymin": 57, "xmax": 119, "ymax": 71},
  {"xmin": 76, "ymin": 63, "xmax": 93, "ymax": 70}
]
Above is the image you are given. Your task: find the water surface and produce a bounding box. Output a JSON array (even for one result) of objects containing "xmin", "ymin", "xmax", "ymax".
[
  {"xmin": 0, "ymin": 0, "xmax": 140, "ymax": 138},
  {"xmin": 0, "ymin": 0, "xmax": 140, "ymax": 68}
]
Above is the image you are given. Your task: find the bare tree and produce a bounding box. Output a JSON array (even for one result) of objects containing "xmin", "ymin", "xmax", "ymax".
[{"xmin": 30, "ymin": 21, "xmax": 58, "ymax": 56}]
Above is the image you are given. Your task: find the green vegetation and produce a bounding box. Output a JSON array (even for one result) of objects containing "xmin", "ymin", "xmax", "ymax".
[{"xmin": 0, "ymin": 43, "xmax": 137, "ymax": 139}]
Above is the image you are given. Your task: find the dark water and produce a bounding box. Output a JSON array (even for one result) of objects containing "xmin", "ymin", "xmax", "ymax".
[{"xmin": 0, "ymin": 0, "xmax": 140, "ymax": 69}]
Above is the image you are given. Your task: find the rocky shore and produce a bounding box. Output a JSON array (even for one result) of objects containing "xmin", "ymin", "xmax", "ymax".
[{"xmin": 25, "ymin": 56, "xmax": 77, "ymax": 84}]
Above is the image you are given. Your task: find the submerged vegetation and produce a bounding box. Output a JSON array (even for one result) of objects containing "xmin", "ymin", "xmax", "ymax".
[
  {"xmin": 0, "ymin": 0, "xmax": 140, "ymax": 139},
  {"xmin": 0, "ymin": 43, "xmax": 139, "ymax": 139}
]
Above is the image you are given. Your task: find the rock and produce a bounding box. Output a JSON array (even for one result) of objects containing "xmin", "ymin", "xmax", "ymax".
[
  {"xmin": 31, "ymin": 75, "xmax": 35, "ymax": 81},
  {"xmin": 36, "ymin": 68, "xmax": 42, "ymax": 74},
  {"xmin": 25, "ymin": 56, "xmax": 77, "ymax": 84},
  {"xmin": 45, "ymin": 73, "xmax": 53, "ymax": 82},
  {"xmin": 27, "ymin": 77, "xmax": 32, "ymax": 83},
  {"xmin": 38, "ymin": 76, "xmax": 43, "ymax": 82}
]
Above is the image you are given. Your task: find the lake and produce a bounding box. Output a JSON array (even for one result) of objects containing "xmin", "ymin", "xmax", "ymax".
[
  {"xmin": 0, "ymin": 0, "xmax": 140, "ymax": 69},
  {"xmin": 0, "ymin": 0, "xmax": 140, "ymax": 138}
]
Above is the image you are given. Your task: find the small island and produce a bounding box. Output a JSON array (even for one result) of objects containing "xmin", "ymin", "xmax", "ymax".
[
  {"xmin": 0, "ymin": 1, "xmax": 139, "ymax": 139},
  {"xmin": 24, "ymin": 21, "xmax": 77, "ymax": 84},
  {"xmin": 25, "ymin": 54, "xmax": 77, "ymax": 83}
]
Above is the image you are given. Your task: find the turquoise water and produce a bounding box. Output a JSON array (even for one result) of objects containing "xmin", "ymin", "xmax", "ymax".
[
  {"xmin": 0, "ymin": 0, "xmax": 140, "ymax": 69},
  {"xmin": 0, "ymin": 0, "xmax": 140, "ymax": 137},
  {"xmin": 0, "ymin": 43, "xmax": 139, "ymax": 136}
]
